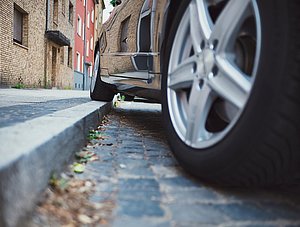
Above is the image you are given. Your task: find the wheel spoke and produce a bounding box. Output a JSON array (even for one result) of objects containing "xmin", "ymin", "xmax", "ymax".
[
  {"xmin": 210, "ymin": 0, "xmax": 252, "ymax": 52},
  {"xmin": 185, "ymin": 82, "xmax": 214, "ymax": 145},
  {"xmin": 189, "ymin": 0, "xmax": 213, "ymax": 52},
  {"xmin": 208, "ymin": 56, "xmax": 251, "ymax": 109},
  {"xmin": 168, "ymin": 56, "xmax": 198, "ymax": 90}
]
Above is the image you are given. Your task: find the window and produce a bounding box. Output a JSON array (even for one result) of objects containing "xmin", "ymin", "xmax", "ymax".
[
  {"xmin": 69, "ymin": 1, "xmax": 73, "ymax": 24},
  {"xmin": 68, "ymin": 47, "xmax": 72, "ymax": 68},
  {"xmin": 53, "ymin": 0, "xmax": 58, "ymax": 23},
  {"xmin": 91, "ymin": 36, "xmax": 93, "ymax": 50},
  {"xmin": 76, "ymin": 52, "xmax": 81, "ymax": 71},
  {"xmin": 77, "ymin": 15, "xmax": 81, "ymax": 36},
  {"xmin": 95, "ymin": 17, "xmax": 98, "ymax": 30},
  {"xmin": 60, "ymin": 47, "xmax": 64, "ymax": 64},
  {"xmin": 86, "ymin": 40, "xmax": 89, "ymax": 56},
  {"xmin": 13, "ymin": 7, "xmax": 23, "ymax": 44},
  {"xmin": 120, "ymin": 16, "xmax": 130, "ymax": 52},
  {"xmin": 91, "ymin": 8, "xmax": 94, "ymax": 23},
  {"xmin": 87, "ymin": 12, "xmax": 90, "ymax": 29},
  {"xmin": 13, "ymin": 5, "xmax": 28, "ymax": 46}
]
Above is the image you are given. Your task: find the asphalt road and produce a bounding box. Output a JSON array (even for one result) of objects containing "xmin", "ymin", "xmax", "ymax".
[
  {"xmin": 0, "ymin": 89, "xmax": 90, "ymax": 127},
  {"xmin": 31, "ymin": 102, "xmax": 300, "ymax": 227}
]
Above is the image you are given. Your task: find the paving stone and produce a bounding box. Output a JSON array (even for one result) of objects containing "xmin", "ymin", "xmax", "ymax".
[
  {"xmin": 117, "ymin": 158, "xmax": 149, "ymax": 169},
  {"xmin": 94, "ymin": 182, "xmax": 117, "ymax": 193},
  {"xmin": 167, "ymin": 203, "xmax": 228, "ymax": 224},
  {"xmin": 215, "ymin": 203, "xmax": 277, "ymax": 221},
  {"xmin": 34, "ymin": 102, "xmax": 300, "ymax": 226},
  {"xmin": 117, "ymin": 178, "xmax": 159, "ymax": 191},
  {"xmin": 158, "ymin": 176, "xmax": 202, "ymax": 189},
  {"xmin": 116, "ymin": 199, "xmax": 164, "ymax": 217},
  {"xmin": 118, "ymin": 188, "xmax": 162, "ymax": 200},
  {"xmin": 112, "ymin": 217, "xmax": 171, "ymax": 227},
  {"xmin": 118, "ymin": 167, "xmax": 154, "ymax": 178},
  {"xmin": 149, "ymin": 157, "xmax": 178, "ymax": 166},
  {"xmin": 162, "ymin": 188, "xmax": 220, "ymax": 203},
  {"xmin": 116, "ymin": 147, "xmax": 145, "ymax": 154},
  {"xmin": 118, "ymin": 152, "xmax": 145, "ymax": 160}
]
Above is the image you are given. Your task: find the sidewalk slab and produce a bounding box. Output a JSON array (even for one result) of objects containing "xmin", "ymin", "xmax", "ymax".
[{"xmin": 0, "ymin": 96, "xmax": 112, "ymax": 227}]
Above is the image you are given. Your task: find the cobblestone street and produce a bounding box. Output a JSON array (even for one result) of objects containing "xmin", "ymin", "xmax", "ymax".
[{"xmin": 32, "ymin": 102, "xmax": 300, "ymax": 227}]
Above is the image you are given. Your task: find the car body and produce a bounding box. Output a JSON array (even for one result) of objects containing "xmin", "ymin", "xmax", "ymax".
[
  {"xmin": 93, "ymin": 0, "xmax": 169, "ymax": 101},
  {"xmin": 91, "ymin": 0, "xmax": 300, "ymax": 186}
]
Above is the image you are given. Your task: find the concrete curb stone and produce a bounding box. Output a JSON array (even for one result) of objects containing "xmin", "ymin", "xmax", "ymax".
[{"xmin": 0, "ymin": 101, "xmax": 112, "ymax": 227}]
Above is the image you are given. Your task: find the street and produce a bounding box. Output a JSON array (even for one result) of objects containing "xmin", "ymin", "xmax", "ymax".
[{"xmin": 31, "ymin": 101, "xmax": 300, "ymax": 227}]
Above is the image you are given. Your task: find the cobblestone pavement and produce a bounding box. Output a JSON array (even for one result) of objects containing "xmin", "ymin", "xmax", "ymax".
[{"xmin": 34, "ymin": 102, "xmax": 300, "ymax": 227}]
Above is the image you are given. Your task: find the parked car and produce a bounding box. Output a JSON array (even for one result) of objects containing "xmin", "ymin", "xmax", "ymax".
[{"xmin": 91, "ymin": 0, "xmax": 300, "ymax": 186}]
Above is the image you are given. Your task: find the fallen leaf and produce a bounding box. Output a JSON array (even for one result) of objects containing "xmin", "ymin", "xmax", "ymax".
[
  {"xmin": 89, "ymin": 156, "xmax": 100, "ymax": 162},
  {"xmin": 78, "ymin": 214, "xmax": 92, "ymax": 224},
  {"xmin": 73, "ymin": 163, "xmax": 85, "ymax": 173}
]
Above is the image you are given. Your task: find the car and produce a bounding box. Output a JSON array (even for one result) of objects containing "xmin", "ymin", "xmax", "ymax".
[{"xmin": 91, "ymin": 0, "xmax": 300, "ymax": 186}]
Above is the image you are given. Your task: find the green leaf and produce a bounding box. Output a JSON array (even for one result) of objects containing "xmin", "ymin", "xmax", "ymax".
[
  {"xmin": 49, "ymin": 173, "xmax": 57, "ymax": 185},
  {"xmin": 74, "ymin": 163, "xmax": 85, "ymax": 173}
]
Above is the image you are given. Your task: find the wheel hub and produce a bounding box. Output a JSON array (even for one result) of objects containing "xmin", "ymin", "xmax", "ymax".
[{"xmin": 195, "ymin": 47, "xmax": 216, "ymax": 87}]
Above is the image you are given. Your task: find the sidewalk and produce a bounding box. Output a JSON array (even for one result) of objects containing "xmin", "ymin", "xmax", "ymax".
[{"xmin": 0, "ymin": 88, "xmax": 112, "ymax": 227}]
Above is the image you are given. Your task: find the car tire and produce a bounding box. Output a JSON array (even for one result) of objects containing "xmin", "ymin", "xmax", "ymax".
[
  {"xmin": 90, "ymin": 50, "xmax": 116, "ymax": 101},
  {"xmin": 162, "ymin": 0, "xmax": 300, "ymax": 186}
]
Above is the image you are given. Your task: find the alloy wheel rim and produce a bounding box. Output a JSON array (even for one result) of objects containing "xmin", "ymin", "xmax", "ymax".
[{"xmin": 167, "ymin": 0, "xmax": 261, "ymax": 149}]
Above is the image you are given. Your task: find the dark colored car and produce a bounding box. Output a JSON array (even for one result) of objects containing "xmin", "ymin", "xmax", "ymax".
[{"xmin": 91, "ymin": 0, "xmax": 300, "ymax": 186}]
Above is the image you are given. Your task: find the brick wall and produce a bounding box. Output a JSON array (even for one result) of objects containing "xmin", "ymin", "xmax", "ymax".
[
  {"xmin": 0, "ymin": 0, "xmax": 75, "ymax": 89},
  {"xmin": 0, "ymin": 0, "xmax": 14, "ymax": 86},
  {"xmin": 47, "ymin": 0, "xmax": 76, "ymax": 88}
]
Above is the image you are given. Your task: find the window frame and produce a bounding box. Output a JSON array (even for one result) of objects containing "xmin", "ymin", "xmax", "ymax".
[
  {"xmin": 69, "ymin": 1, "xmax": 74, "ymax": 24},
  {"xmin": 13, "ymin": 6, "xmax": 23, "ymax": 45},
  {"xmin": 91, "ymin": 8, "xmax": 94, "ymax": 23},
  {"xmin": 77, "ymin": 14, "xmax": 82, "ymax": 36}
]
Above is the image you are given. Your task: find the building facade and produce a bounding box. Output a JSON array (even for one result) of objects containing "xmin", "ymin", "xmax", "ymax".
[
  {"xmin": 94, "ymin": 0, "xmax": 105, "ymax": 45},
  {"xmin": 74, "ymin": 0, "xmax": 102, "ymax": 90},
  {"xmin": 0, "ymin": 0, "xmax": 75, "ymax": 89}
]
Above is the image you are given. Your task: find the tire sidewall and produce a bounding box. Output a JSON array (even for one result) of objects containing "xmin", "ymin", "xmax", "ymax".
[{"xmin": 161, "ymin": 0, "xmax": 291, "ymax": 178}]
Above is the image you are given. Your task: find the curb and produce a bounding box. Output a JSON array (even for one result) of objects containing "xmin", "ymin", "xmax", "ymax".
[{"xmin": 0, "ymin": 101, "xmax": 112, "ymax": 227}]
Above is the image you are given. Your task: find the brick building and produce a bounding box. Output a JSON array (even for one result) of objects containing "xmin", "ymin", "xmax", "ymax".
[
  {"xmin": 94, "ymin": 0, "xmax": 105, "ymax": 43},
  {"xmin": 0, "ymin": 0, "xmax": 75, "ymax": 89},
  {"xmin": 74, "ymin": 0, "xmax": 104, "ymax": 90}
]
